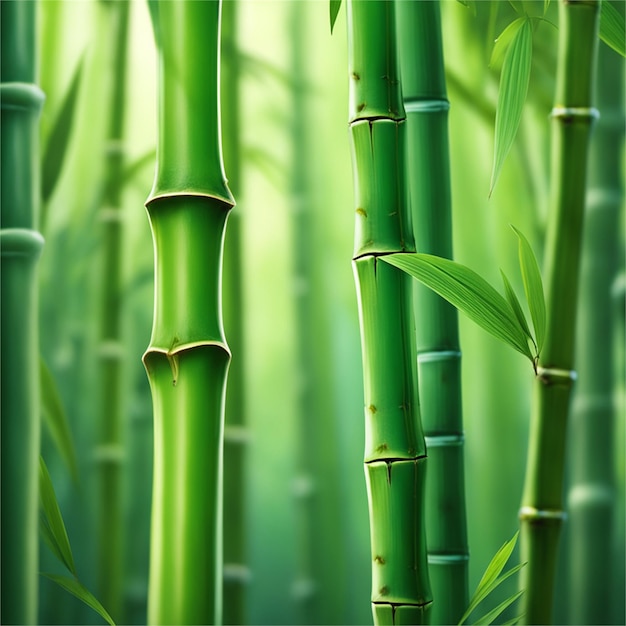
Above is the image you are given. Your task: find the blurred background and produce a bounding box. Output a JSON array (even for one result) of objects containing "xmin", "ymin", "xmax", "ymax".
[{"xmin": 36, "ymin": 1, "xmax": 624, "ymax": 624}]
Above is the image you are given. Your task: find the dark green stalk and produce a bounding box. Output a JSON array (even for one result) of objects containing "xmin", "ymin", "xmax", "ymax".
[
  {"xmin": 96, "ymin": 1, "xmax": 129, "ymax": 619},
  {"xmin": 396, "ymin": 3, "xmax": 469, "ymax": 623},
  {"xmin": 144, "ymin": 2, "xmax": 234, "ymax": 623},
  {"xmin": 221, "ymin": 1, "xmax": 248, "ymax": 622},
  {"xmin": 519, "ymin": 1, "xmax": 600, "ymax": 623},
  {"xmin": 0, "ymin": 2, "xmax": 44, "ymax": 623},
  {"xmin": 568, "ymin": 18, "xmax": 624, "ymax": 624},
  {"xmin": 347, "ymin": 2, "xmax": 432, "ymax": 623}
]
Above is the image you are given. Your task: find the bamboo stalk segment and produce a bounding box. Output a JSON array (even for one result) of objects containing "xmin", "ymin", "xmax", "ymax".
[
  {"xmin": 348, "ymin": 1, "xmax": 432, "ymax": 623},
  {"xmin": 395, "ymin": 3, "xmax": 469, "ymax": 622},
  {"xmin": 144, "ymin": 2, "xmax": 234, "ymax": 623},
  {"xmin": 520, "ymin": 1, "xmax": 600, "ymax": 623},
  {"xmin": 1, "ymin": 1, "xmax": 44, "ymax": 622}
]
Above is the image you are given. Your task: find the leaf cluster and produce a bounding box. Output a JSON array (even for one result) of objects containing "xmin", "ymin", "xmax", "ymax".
[{"xmin": 383, "ymin": 226, "xmax": 546, "ymax": 369}]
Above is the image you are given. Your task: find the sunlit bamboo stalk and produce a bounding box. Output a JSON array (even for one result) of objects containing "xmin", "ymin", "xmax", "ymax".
[
  {"xmin": 347, "ymin": 1, "xmax": 432, "ymax": 623},
  {"xmin": 144, "ymin": 2, "xmax": 234, "ymax": 623}
]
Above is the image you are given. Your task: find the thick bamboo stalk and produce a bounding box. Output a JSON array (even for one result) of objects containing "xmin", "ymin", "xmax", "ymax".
[
  {"xmin": 347, "ymin": 2, "xmax": 432, "ymax": 623},
  {"xmin": 96, "ymin": 1, "xmax": 130, "ymax": 619},
  {"xmin": 568, "ymin": 17, "xmax": 624, "ymax": 624},
  {"xmin": 519, "ymin": 1, "xmax": 600, "ymax": 623},
  {"xmin": 144, "ymin": 2, "xmax": 234, "ymax": 623},
  {"xmin": 221, "ymin": 1, "xmax": 248, "ymax": 622},
  {"xmin": 395, "ymin": 3, "xmax": 469, "ymax": 623},
  {"xmin": 0, "ymin": 1, "xmax": 44, "ymax": 623}
]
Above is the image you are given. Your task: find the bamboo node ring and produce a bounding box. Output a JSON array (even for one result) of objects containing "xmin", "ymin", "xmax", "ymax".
[
  {"xmin": 536, "ymin": 366, "xmax": 577, "ymax": 385},
  {"xmin": 551, "ymin": 106, "xmax": 600, "ymax": 121},
  {"xmin": 518, "ymin": 506, "xmax": 567, "ymax": 521}
]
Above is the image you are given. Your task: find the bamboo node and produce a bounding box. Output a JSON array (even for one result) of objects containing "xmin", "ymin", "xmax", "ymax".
[
  {"xmin": 93, "ymin": 444, "xmax": 125, "ymax": 464},
  {"xmin": 404, "ymin": 98, "xmax": 450, "ymax": 113},
  {"xmin": 224, "ymin": 425, "xmax": 250, "ymax": 444},
  {"xmin": 104, "ymin": 139, "xmax": 125, "ymax": 156},
  {"xmin": 536, "ymin": 366, "xmax": 577, "ymax": 385},
  {"xmin": 518, "ymin": 506, "xmax": 567, "ymax": 522},
  {"xmin": 98, "ymin": 208, "xmax": 123, "ymax": 223},
  {"xmin": 98, "ymin": 341, "xmax": 124, "ymax": 360},
  {"xmin": 223, "ymin": 563, "xmax": 251, "ymax": 583},
  {"xmin": 550, "ymin": 106, "xmax": 600, "ymax": 121}
]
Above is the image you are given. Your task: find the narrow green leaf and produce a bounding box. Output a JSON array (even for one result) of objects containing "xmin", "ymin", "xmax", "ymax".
[
  {"xmin": 543, "ymin": 0, "xmax": 551, "ymax": 16},
  {"xmin": 40, "ymin": 358, "xmax": 78, "ymax": 483},
  {"xmin": 383, "ymin": 254, "xmax": 533, "ymax": 360},
  {"xmin": 472, "ymin": 589, "xmax": 525, "ymax": 626},
  {"xmin": 500, "ymin": 270, "xmax": 534, "ymax": 348},
  {"xmin": 512, "ymin": 226, "xmax": 546, "ymax": 353},
  {"xmin": 458, "ymin": 532, "xmax": 520, "ymax": 624},
  {"xmin": 508, "ymin": 0, "xmax": 525, "ymax": 15},
  {"xmin": 330, "ymin": 0, "xmax": 342, "ymax": 34},
  {"xmin": 39, "ymin": 457, "xmax": 76, "ymax": 576},
  {"xmin": 600, "ymin": 0, "xmax": 626, "ymax": 57},
  {"xmin": 147, "ymin": 0, "xmax": 161, "ymax": 48},
  {"xmin": 41, "ymin": 574, "xmax": 116, "ymax": 626},
  {"xmin": 490, "ymin": 18, "xmax": 532, "ymax": 195},
  {"xmin": 502, "ymin": 615, "xmax": 525, "ymax": 625},
  {"xmin": 41, "ymin": 55, "xmax": 85, "ymax": 207},
  {"xmin": 490, "ymin": 18, "xmax": 526, "ymax": 68}
]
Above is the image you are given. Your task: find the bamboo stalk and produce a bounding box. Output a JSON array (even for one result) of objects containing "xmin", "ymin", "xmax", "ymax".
[
  {"xmin": 144, "ymin": 2, "xmax": 234, "ymax": 623},
  {"xmin": 568, "ymin": 16, "xmax": 624, "ymax": 624},
  {"xmin": 221, "ymin": 1, "xmax": 249, "ymax": 622},
  {"xmin": 347, "ymin": 2, "xmax": 432, "ymax": 623},
  {"xmin": 0, "ymin": 1, "xmax": 45, "ymax": 623},
  {"xmin": 96, "ymin": 1, "xmax": 130, "ymax": 619},
  {"xmin": 395, "ymin": 2, "xmax": 469, "ymax": 623},
  {"xmin": 519, "ymin": 1, "xmax": 600, "ymax": 623}
]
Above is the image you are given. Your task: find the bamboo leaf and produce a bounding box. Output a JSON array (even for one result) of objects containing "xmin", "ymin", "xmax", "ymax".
[
  {"xmin": 147, "ymin": 0, "xmax": 161, "ymax": 47},
  {"xmin": 471, "ymin": 589, "xmax": 525, "ymax": 625},
  {"xmin": 41, "ymin": 55, "xmax": 85, "ymax": 206},
  {"xmin": 383, "ymin": 254, "xmax": 533, "ymax": 360},
  {"xmin": 502, "ymin": 615, "xmax": 525, "ymax": 625},
  {"xmin": 600, "ymin": 0, "xmax": 626, "ymax": 57},
  {"xmin": 39, "ymin": 457, "xmax": 76, "ymax": 576},
  {"xmin": 543, "ymin": 0, "xmax": 551, "ymax": 16},
  {"xmin": 500, "ymin": 270, "xmax": 534, "ymax": 347},
  {"xmin": 490, "ymin": 18, "xmax": 526, "ymax": 68},
  {"xmin": 512, "ymin": 226, "xmax": 546, "ymax": 353},
  {"xmin": 508, "ymin": 0, "xmax": 525, "ymax": 15},
  {"xmin": 458, "ymin": 532, "xmax": 520, "ymax": 624},
  {"xmin": 40, "ymin": 358, "xmax": 78, "ymax": 483},
  {"xmin": 41, "ymin": 574, "xmax": 116, "ymax": 626},
  {"xmin": 490, "ymin": 18, "xmax": 532, "ymax": 195},
  {"xmin": 330, "ymin": 0, "xmax": 342, "ymax": 34}
]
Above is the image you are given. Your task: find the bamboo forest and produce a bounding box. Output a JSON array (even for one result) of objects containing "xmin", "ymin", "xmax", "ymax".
[{"xmin": 2, "ymin": 0, "xmax": 625, "ymax": 625}]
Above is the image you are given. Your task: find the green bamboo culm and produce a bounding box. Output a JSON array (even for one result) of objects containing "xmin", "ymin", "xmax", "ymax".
[
  {"xmin": 0, "ymin": 1, "xmax": 45, "ymax": 623},
  {"xmin": 395, "ymin": 2, "xmax": 469, "ymax": 623},
  {"xmin": 144, "ymin": 1, "xmax": 234, "ymax": 624},
  {"xmin": 220, "ymin": 0, "xmax": 249, "ymax": 622},
  {"xmin": 96, "ymin": 1, "xmax": 130, "ymax": 619},
  {"xmin": 347, "ymin": 2, "xmax": 432, "ymax": 623},
  {"xmin": 519, "ymin": 1, "xmax": 600, "ymax": 624},
  {"xmin": 568, "ymin": 12, "xmax": 624, "ymax": 623}
]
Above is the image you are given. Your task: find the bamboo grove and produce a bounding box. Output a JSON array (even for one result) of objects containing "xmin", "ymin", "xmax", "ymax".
[{"xmin": 1, "ymin": 1, "xmax": 624, "ymax": 626}]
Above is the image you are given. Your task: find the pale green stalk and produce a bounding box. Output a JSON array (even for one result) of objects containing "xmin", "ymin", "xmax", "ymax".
[
  {"xmin": 96, "ymin": 2, "xmax": 130, "ymax": 619},
  {"xmin": 568, "ymin": 12, "xmax": 624, "ymax": 623}
]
